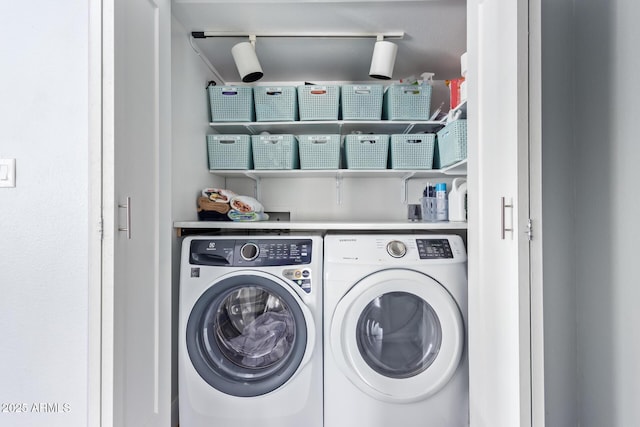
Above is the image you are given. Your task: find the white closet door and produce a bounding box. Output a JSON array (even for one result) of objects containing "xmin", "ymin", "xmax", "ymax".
[
  {"xmin": 467, "ymin": 0, "xmax": 532, "ymax": 426},
  {"xmin": 102, "ymin": 0, "xmax": 171, "ymax": 425}
]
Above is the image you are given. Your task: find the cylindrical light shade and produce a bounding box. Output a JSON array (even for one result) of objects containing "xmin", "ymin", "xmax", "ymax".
[
  {"xmin": 369, "ymin": 40, "xmax": 398, "ymax": 80},
  {"xmin": 231, "ymin": 42, "xmax": 263, "ymax": 83}
]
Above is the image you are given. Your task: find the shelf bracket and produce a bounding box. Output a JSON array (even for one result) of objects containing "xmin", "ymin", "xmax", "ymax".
[
  {"xmin": 335, "ymin": 172, "xmax": 344, "ymax": 205},
  {"xmin": 244, "ymin": 172, "xmax": 262, "ymax": 201},
  {"xmin": 400, "ymin": 172, "xmax": 416, "ymax": 204}
]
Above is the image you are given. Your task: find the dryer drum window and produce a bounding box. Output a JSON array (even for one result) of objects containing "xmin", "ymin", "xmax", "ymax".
[
  {"xmin": 356, "ymin": 291, "xmax": 442, "ymax": 379},
  {"xmin": 186, "ymin": 274, "xmax": 308, "ymax": 397}
]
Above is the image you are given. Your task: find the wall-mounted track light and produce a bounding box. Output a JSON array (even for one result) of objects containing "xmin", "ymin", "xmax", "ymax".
[
  {"xmin": 369, "ymin": 35, "xmax": 398, "ymax": 80},
  {"xmin": 231, "ymin": 35, "xmax": 263, "ymax": 83},
  {"xmin": 191, "ymin": 31, "xmax": 404, "ymax": 81}
]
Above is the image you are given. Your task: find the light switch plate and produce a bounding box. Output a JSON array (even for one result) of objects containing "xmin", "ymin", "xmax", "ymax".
[{"xmin": 0, "ymin": 158, "xmax": 16, "ymax": 188}]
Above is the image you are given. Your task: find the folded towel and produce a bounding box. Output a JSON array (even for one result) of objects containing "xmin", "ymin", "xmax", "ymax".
[
  {"xmin": 229, "ymin": 195, "xmax": 264, "ymax": 214},
  {"xmin": 197, "ymin": 196, "xmax": 231, "ymax": 214},
  {"xmin": 197, "ymin": 210, "xmax": 231, "ymax": 222},
  {"xmin": 202, "ymin": 188, "xmax": 236, "ymax": 204},
  {"xmin": 228, "ymin": 211, "xmax": 270, "ymax": 222}
]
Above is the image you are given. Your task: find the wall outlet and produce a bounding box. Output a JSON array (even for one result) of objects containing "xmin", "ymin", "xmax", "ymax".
[{"xmin": 0, "ymin": 158, "xmax": 16, "ymax": 187}]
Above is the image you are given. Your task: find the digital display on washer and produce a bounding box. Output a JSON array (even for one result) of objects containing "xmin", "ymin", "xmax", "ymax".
[
  {"xmin": 416, "ymin": 239, "xmax": 453, "ymax": 259},
  {"xmin": 235, "ymin": 239, "xmax": 313, "ymax": 267}
]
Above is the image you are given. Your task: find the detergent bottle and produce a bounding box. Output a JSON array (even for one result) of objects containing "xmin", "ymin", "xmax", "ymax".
[{"xmin": 448, "ymin": 178, "xmax": 467, "ymax": 222}]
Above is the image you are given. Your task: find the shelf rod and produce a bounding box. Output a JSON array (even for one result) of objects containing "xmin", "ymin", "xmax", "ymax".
[{"xmin": 192, "ymin": 31, "xmax": 405, "ymax": 40}]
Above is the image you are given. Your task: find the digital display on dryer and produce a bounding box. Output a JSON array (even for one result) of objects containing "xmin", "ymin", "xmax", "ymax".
[{"xmin": 416, "ymin": 239, "xmax": 453, "ymax": 259}]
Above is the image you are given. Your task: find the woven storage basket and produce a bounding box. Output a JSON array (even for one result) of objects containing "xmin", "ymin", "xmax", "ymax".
[
  {"xmin": 436, "ymin": 119, "xmax": 467, "ymax": 168},
  {"xmin": 390, "ymin": 134, "xmax": 436, "ymax": 169},
  {"xmin": 208, "ymin": 86, "xmax": 254, "ymax": 122},
  {"xmin": 382, "ymin": 83, "xmax": 432, "ymax": 120},
  {"xmin": 341, "ymin": 84, "xmax": 383, "ymax": 120},
  {"xmin": 298, "ymin": 134, "xmax": 341, "ymax": 169},
  {"xmin": 297, "ymin": 85, "xmax": 340, "ymax": 120},
  {"xmin": 344, "ymin": 134, "xmax": 389, "ymax": 169},
  {"xmin": 206, "ymin": 135, "xmax": 252, "ymax": 170},
  {"xmin": 253, "ymin": 86, "xmax": 298, "ymax": 122},
  {"xmin": 251, "ymin": 134, "xmax": 299, "ymax": 169}
]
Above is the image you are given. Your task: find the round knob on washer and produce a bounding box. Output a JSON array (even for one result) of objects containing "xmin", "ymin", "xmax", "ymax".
[
  {"xmin": 386, "ymin": 240, "xmax": 407, "ymax": 258},
  {"xmin": 240, "ymin": 243, "xmax": 259, "ymax": 261}
]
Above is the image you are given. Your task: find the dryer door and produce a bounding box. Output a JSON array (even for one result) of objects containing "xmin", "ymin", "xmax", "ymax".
[
  {"xmin": 330, "ymin": 268, "xmax": 464, "ymax": 403},
  {"xmin": 186, "ymin": 271, "xmax": 314, "ymax": 397}
]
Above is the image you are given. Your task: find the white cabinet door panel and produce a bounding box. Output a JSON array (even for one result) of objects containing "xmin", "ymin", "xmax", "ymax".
[
  {"xmin": 103, "ymin": 0, "xmax": 171, "ymax": 425},
  {"xmin": 467, "ymin": 0, "xmax": 532, "ymax": 426}
]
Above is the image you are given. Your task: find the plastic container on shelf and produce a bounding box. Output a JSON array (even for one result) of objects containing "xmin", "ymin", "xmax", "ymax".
[
  {"xmin": 206, "ymin": 135, "xmax": 253, "ymax": 170},
  {"xmin": 344, "ymin": 134, "xmax": 389, "ymax": 169},
  {"xmin": 382, "ymin": 82, "xmax": 432, "ymax": 120},
  {"xmin": 208, "ymin": 86, "xmax": 254, "ymax": 122},
  {"xmin": 253, "ymin": 86, "xmax": 298, "ymax": 122},
  {"xmin": 251, "ymin": 134, "xmax": 299, "ymax": 169},
  {"xmin": 297, "ymin": 85, "xmax": 340, "ymax": 120},
  {"xmin": 389, "ymin": 134, "xmax": 436, "ymax": 170},
  {"xmin": 298, "ymin": 134, "xmax": 341, "ymax": 169},
  {"xmin": 341, "ymin": 84, "xmax": 383, "ymax": 120}
]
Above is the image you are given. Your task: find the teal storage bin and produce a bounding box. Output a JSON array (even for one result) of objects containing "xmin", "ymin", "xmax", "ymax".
[
  {"xmin": 437, "ymin": 119, "xmax": 467, "ymax": 168},
  {"xmin": 207, "ymin": 135, "xmax": 252, "ymax": 170},
  {"xmin": 251, "ymin": 134, "xmax": 299, "ymax": 169},
  {"xmin": 383, "ymin": 83, "xmax": 432, "ymax": 120},
  {"xmin": 297, "ymin": 85, "xmax": 340, "ymax": 120},
  {"xmin": 390, "ymin": 134, "xmax": 436, "ymax": 169},
  {"xmin": 208, "ymin": 86, "xmax": 254, "ymax": 122},
  {"xmin": 253, "ymin": 86, "xmax": 298, "ymax": 121},
  {"xmin": 341, "ymin": 84, "xmax": 383, "ymax": 120},
  {"xmin": 345, "ymin": 134, "xmax": 389, "ymax": 169},
  {"xmin": 298, "ymin": 134, "xmax": 341, "ymax": 169}
]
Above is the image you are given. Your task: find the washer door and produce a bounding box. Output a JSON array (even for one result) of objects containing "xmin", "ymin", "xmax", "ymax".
[
  {"xmin": 330, "ymin": 268, "xmax": 464, "ymax": 403},
  {"xmin": 187, "ymin": 271, "xmax": 314, "ymax": 397}
]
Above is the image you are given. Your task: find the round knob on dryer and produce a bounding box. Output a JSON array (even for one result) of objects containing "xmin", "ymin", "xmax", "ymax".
[
  {"xmin": 240, "ymin": 243, "xmax": 259, "ymax": 261},
  {"xmin": 386, "ymin": 240, "xmax": 407, "ymax": 258}
]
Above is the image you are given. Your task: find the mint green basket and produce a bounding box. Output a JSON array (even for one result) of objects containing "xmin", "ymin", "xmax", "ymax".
[
  {"xmin": 207, "ymin": 135, "xmax": 252, "ymax": 170},
  {"xmin": 345, "ymin": 134, "xmax": 389, "ymax": 169},
  {"xmin": 208, "ymin": 86, "xmax": 254, "ymax": 122},
  {"xmin": 383, "ymin": 83, "xmax": 432, "ymax": 120},
  {"xmin": 341, "ymin": 84, "xmax": 383, "ymax": 120},
  {"xmin": 298, "ymin": 135, "xmax": 341, "ymax": 169},
  {"xmin": 254, "ymin": 86, "xmax": 298, "ymax": 122},
  {"xmin": 390, "ymin": 134, "xmax": 436, "ymax": 169},
  {"xmin": 251, "ymin": 134, "xmax": 299, "ymax": 169},
  {"xmin": 297, "ymin": 85, "xmax": 340, "ymax": 120},
  {"xmin": 436, "ymin": 119, "xmax": 467, "ymax": 168}
]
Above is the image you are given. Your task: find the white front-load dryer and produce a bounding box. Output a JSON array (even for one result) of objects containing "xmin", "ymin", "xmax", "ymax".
[
  {"xmin": 179, "ymin": 235, "xmax": 323, "ymax": 427},
  {"xmin": 324, "ymin": 234, "xmax": 468, "ymax": 427}
]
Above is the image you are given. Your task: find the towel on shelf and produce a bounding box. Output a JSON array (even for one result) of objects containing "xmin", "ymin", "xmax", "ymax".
[
  {"xmin": 202, "ymin": 188, "xmax": 237, "ymax": 204},
  {"xmin": 227, "ymin": 195, "xmax": 268, "ymax": 222},
  {"xmin": 197, "ymin": 196, "xmax": 231, "ymax": 221},
  {"xmin": 229, "ymin": 195, "xmax": 265, "ymax": 214},
  {"xmin": 228, "ymin": 210, "xmax": 270, "ymax": 222}
]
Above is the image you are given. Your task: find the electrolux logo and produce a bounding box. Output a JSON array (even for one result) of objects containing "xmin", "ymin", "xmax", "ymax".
[{"xmin": 208, "ymin": 242, "xmax": 216, "ymax": 249}]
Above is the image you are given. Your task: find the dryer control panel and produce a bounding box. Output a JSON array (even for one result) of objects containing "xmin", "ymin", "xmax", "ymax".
[
  {"xmin": 416, "ymin": 238, "xmax": 454, "ymax": 259},
  {"xmin": 190, "ymin": 239, "xmax": 313, "ymax": 267}
]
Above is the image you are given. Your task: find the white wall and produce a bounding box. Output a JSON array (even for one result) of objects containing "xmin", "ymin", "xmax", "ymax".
[
  {"xmin": 0, "ymin": 2, "xmax": 91, "ymax": 427},
  {"xmin": 574, "ymin": 0, "xmax": 640, "ymax": 425},
  {"xmin": 541, "ymin": 0, "xmax": 578, "ymax": 425}
]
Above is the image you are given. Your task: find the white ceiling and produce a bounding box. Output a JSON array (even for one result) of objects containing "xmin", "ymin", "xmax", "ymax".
[{"xmin": 172, "ymin": 0, "xmax": 467, "ymax": 84}]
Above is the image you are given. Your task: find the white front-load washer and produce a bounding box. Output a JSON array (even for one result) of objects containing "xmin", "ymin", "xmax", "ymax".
[
  {"xmin": 179, "ymin": 235, "xmax": 322, "ymax": 427},
  {"xmin": 324, "ymin": 234, "xmax": 468, "ymax": 427}
]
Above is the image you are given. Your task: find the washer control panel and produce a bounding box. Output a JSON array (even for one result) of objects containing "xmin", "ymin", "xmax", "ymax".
[{"xmin": 190, "ymin": 239, "xmax": 312, "ymax": 267}]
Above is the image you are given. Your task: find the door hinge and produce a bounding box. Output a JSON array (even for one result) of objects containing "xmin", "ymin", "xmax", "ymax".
[
  {"xmin": 525, "ymin": 218, "xmax": 533, "ymax": 241},
  {"xmin": 98, "ymin": 217, "xmax": 104, "ymax": 240}
]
